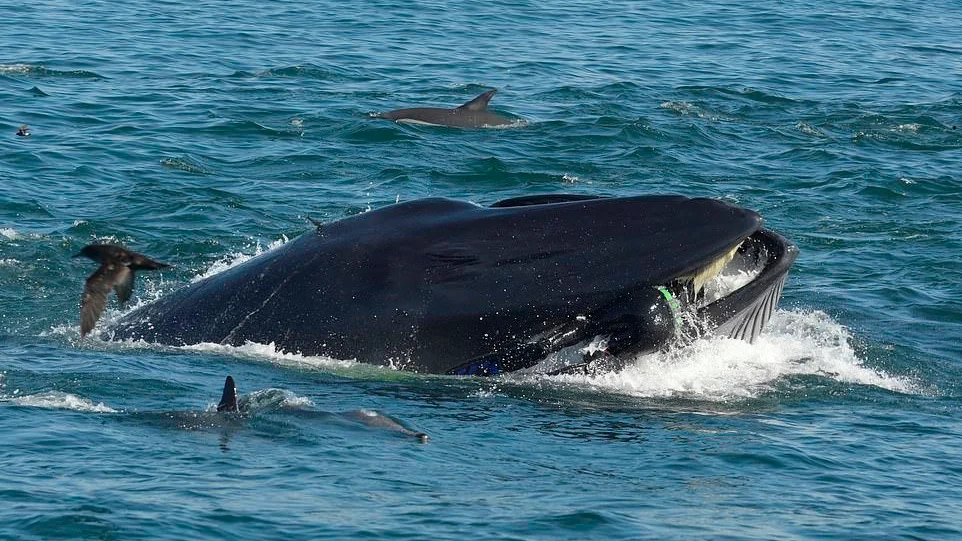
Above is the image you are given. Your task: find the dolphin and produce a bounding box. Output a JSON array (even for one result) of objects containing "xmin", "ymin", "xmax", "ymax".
[
  {"xmin": 107, "ymin": 195, "xmax": 797, "ymax": 376},
  {"xmin": 73, "ymin": 244, "xmax": 170, "ymax": 336},
  {"xmin": 217, "ymin": 375, "xmax": 240, "ymax": 412},
  {"xmin": 375, "ymin": 89, "xmax": 520, "ymax": 128},
  {"xmin": 215, "ymin": 376, "xmax": 428, "ymax": 442},
  {"xmin": 110, "ymin": 376, "xmax": 427, "ymax": 443}
]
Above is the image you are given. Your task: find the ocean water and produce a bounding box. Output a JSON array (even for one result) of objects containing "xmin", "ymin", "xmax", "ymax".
[{"xmin": 2, "ymin": 0, "xmax": 962, "ymax": 539}]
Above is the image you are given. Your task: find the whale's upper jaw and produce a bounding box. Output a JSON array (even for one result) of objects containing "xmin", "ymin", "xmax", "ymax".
[{"xmin": 476, "ymin": 194, "xmax": 765, "ymax": 292}]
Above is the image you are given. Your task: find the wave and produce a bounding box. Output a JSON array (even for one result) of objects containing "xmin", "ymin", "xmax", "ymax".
[
  {"xmin": 675, "ymin": 85, "xmax": 799, "ymax": 106},
  {"xmin": 196, "ymin": 119, "xmax": 304, "ymax": 138},
  {"xmin": 0, "ymin": 227, "xmax": 48, "ymax": 244},
  {"xmin": 659, "ymin": 100, "xmax": 731, "ymax": 122},
  {"xmin": 528, "ymin": 309, "xmax": 920, "ymax": 401},
  {"xmin": 216, "ymin": 387, "xmax": 315, "ymax": 413},
  {"xmin": 229, "ymin": 64, "xmax": 372, "ymax": 81},
  {"xmin": 4, "ymin": 391, "xmax": 115, "ymax": 413},
  {"xmin": 160, "ymin": 156, "xmax": 215, "ymax": 175},
  {"xmin": 0, "ymin": 63, "xmax": 105, "ymax": 79}
]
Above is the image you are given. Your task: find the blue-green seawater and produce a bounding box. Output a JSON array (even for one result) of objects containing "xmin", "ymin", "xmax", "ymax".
[{"xmin": 2, "ymin": 0, "xmax": 962, "ymax": 539}]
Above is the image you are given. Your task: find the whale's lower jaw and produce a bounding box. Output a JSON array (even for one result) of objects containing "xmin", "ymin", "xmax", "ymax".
[{"xmin": 695, "ymin": 228, "xmax": 798, "ymax": 344}]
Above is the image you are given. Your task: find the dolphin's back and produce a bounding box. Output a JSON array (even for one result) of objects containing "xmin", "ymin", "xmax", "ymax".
[{"xmin": 377, "ymin": 90, "xmax": 516, "ymax": 127}]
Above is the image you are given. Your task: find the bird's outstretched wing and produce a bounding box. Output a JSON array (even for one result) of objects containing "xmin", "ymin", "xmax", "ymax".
[
  {"xmin": 113, "ymin": 267, "xmax": 135, "ymax": 303},
  {"xmin": 80, "ymin": 264, "xmax": 130, "ymax": 336},
  {"xmin": 130, "ymin": 253, "xmax": 169, "ymax": 271}
]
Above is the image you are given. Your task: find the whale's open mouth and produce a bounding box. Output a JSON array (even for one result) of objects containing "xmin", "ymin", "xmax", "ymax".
[
  {"xmin": 679, "ymin": 229, "xmax": 798, "ymax": 343},
  {"xmin": 538, "ymin": 228, "xmax": 798, "ymax": 377}
]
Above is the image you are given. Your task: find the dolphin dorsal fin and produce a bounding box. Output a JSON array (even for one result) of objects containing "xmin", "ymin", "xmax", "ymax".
[
  {"xmin": 457, "ymin": 90, "xmax": 497, "ymax": 112},
  {"xmin": 217, "ymin": 376, "xmax": 239, "ymax": 412}
]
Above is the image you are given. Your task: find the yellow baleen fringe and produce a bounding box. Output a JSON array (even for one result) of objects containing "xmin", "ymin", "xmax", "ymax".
[{"xmin": 682, "ymin": 241, "xmax": 742, "ymax": 295}]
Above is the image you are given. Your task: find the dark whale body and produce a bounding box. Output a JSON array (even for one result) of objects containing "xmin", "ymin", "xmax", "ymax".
[
  {"xmin": 375, "ymin": 90, "xmax": 518, "ymax": 128},
  {"xmin": 110, "ymin": 195, "xmax": 797, "ymax": 375}
]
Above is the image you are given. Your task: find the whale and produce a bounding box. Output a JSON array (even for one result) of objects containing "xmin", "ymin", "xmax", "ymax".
[
  {"xmin": 375, "ymin": 89, "xmax": 519, "ymax": 128},
  {"xmin": 107, "ymin": 194, "xmax": 797, "ymax": 376}
]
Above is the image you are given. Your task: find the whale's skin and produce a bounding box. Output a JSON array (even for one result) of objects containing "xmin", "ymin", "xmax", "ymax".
[{"xmin": 109, "ymin": 195, "xmax": 767, "ymax": 374}]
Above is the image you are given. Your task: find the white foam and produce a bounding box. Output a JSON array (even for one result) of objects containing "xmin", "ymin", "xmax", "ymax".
[
  {"xmin": 659, "ymin": 101, "xmax": 726, "ymax": 121},
  {"xmin": 0, "ymin": 228, "xmax": 18, "ymax": 240},
  {"xmin": 896, "ymin": 123, "xmax": 921, "ymax": 133},
  {"xmin": 538, "ymin": 309, "xmax": 920, "ymax": 400},
  {"xmin": 661, "ymin": 101, "xmax": 695, "ymax": 114},
  {"xmin": 203, "ymin": 387, "xmax": 313, "ymax": 412},
  {"xmin": 482, "ymin": 119, "xmax": 529, "ymax": 129},
  {"xmin": 45, "ymin": 271, "xmax": 183, "ymax": 340},
  {"xmin": 181, "ymin": 341, "xmax": 359, "ymax": 372},
  {"xmin": 160, "ymin": 157, "xmax": 212, "ymax": 174},
  {"xmin": 7, "ymin": 391, "xmax": 116, "ymax": 413},
  {"xmin": 249, "ymin": 388, "xmax": 313, "ymax": 410},
  {"xmin": 0, "ymin": 63, "xmax": 34, "ymax": 74},
  {"xmin": 795, "ymin": 121, "xmax": 825, "ymax": 137},
  {"xmin": 191, "ymin": 236, "xmax": 289, "ymax": 282}
]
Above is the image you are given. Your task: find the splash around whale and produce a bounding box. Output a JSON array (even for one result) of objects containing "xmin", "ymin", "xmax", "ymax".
[{"xmin": 106, "ymin": 195, "xmax": 798, "ymax": 376}]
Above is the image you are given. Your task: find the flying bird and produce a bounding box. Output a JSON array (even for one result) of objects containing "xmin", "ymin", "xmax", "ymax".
[{"xmin": 73, "ymin": 244, "xmax": 170, "ymax": 336}]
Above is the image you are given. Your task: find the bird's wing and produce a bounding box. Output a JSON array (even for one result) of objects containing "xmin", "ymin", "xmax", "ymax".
[
  {"xmin": 80, "ymin": 264, "xmax": 128, "ymax": 336},
  {"xmin": 113, "ymin": 267, "xmax": 134, "ymax": 303},
  {"xmin": 130, "ymin": 253, "xmax": 169, "ymax": 271}
]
